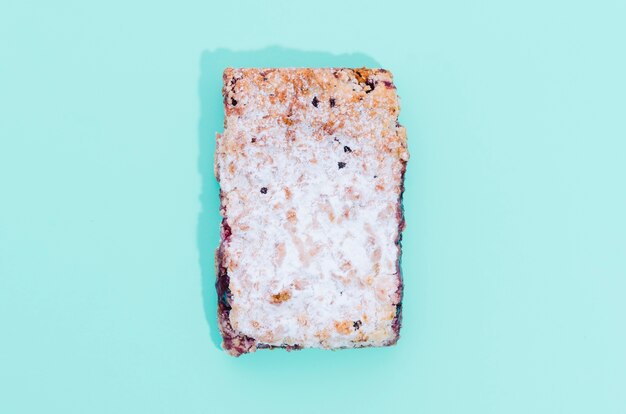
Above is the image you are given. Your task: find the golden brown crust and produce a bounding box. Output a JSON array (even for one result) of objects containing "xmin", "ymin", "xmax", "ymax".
[{"xmin": 221, "ymin": 68, "xmax": 407, "ymax": 162}]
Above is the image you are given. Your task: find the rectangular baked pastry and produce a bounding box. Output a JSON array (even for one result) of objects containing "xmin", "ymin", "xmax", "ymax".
[{"xmin": 215, "ymin": 68, "xmax": 408, "ymax": 356}]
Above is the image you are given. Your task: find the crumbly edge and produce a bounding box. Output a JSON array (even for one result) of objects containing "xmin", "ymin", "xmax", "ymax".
[{"xmin": 215, "ymin": 68, "xmax": 407, "ymax": 357}]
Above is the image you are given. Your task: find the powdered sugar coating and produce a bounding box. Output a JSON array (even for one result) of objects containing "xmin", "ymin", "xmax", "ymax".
[{"xmin": 216, "ymin": 68, "xmax": 408, "ymax": 356}]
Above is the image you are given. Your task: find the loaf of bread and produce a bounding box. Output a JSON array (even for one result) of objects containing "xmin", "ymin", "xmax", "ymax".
[{"xmin": 215, "ymin": 68, "xmax": 408, "ymax": 356}]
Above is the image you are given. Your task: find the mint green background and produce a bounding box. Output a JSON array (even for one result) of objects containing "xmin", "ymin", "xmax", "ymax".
[{"xmin": 1, "ymin": 1, "xmax": 625, "ymax": 413}]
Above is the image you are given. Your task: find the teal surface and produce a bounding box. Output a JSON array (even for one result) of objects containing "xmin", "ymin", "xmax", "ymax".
[{"xmin": 1, "ymin": 1, "xmax": 625, "ymax": 413}]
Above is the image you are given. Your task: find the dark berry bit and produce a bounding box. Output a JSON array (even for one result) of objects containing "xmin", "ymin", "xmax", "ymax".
[
  {"xmin": 353, "ymin": 320, "xmax": 362, "ymax": 330},
  {"xmin": 312, "ymin": 96, "xmax": 319, "ymax": 107},
  {"xmin": 338, "ymin": 162, "xmax": 346, "ymax": 169},
  {"xmin": 382, "ymin": 80, "xmax": 395, "ymax": 89},
  {"xmin": 251, "ymin": 137, "xmax": 256, "ymax": 143},
  {"xmin": 260, "ymin": 187, "xmax": 267, "ymax": 194},
  {"xmin": 343, "ymin": 146, "xmax": 352, "ymax": 153},
  {"xmin": 374, "ymin": 175, "xmax": 378, "ymax": 178},
  {"xmin": 219, "ymin": 290, "xmax": 229, "ymax": 306},
  {"xmin": 329, "ymin": 98, "xmax": 336, "ymax": 107},
  {"xmin": 222, "ymin": 221, "xmax": 232, "ymax": 239},
  {"xmin": 365, "ymin": 78, "xmax": 376, "ymax": 93},
  {"xmin": 231, "ymin": 98, "xmax": 237, "ymax": 106}
]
